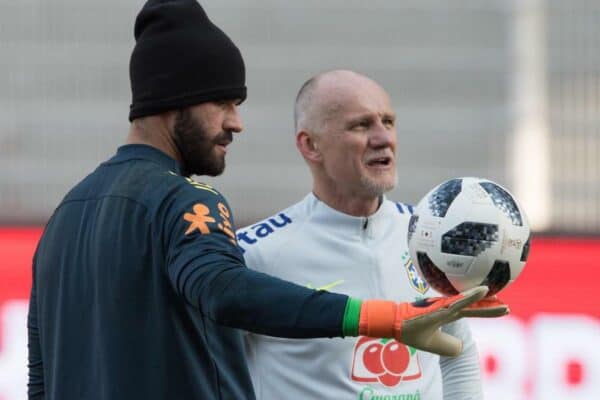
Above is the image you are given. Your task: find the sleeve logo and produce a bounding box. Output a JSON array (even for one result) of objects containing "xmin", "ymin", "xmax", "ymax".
[
  {"xmin": 236, "ymin": 213, "xmax": 293, "ymax": 253},
  {"xmin": 184, "ymin": 204, "xmax": 215, "ymax": 235},
  {"xmin": 183, "ymin": 202, "xmax": 237, "ymax": 244}
]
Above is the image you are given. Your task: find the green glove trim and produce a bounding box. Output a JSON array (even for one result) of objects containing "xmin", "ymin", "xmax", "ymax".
[{"xmin": 342, "ymin": 297, "xmax": 362, "ymax": 337}]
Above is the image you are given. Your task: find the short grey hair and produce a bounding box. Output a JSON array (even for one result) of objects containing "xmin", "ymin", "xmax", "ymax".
[{"xmin": 293, "ymin": 75, "xmax": 321, "ymax": 133}]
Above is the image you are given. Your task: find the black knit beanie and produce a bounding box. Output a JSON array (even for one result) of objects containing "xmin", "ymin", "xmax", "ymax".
[{"xmin": 128, "ymin": 0, "xmax": 247, "ymax": 121}]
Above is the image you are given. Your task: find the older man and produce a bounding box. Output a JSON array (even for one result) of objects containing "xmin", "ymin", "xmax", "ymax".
[{"xmin": 239, "ymin": 70, "xmax": 489, "ymax": 399}]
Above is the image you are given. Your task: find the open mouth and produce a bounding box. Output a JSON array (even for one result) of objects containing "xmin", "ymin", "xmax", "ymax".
[{"xmin": 367, "ymin": 156, "xmax": 392, "ymax": 167}]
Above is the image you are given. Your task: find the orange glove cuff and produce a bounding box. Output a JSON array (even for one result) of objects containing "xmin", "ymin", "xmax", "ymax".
[
  {"xmin": 359, "ymin": 296, "xmax": 466, "ymax": 339},
  {"xmin": 358, "ymin": 300, "xmax": 397, "ymax": 338}
]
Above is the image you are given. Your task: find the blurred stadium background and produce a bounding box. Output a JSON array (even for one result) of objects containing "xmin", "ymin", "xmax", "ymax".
[{"xmin": 1, "ymin": 0, "xmax": 599, "ymax": 399}]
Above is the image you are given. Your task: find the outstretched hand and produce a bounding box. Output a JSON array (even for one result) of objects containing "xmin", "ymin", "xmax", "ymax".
[
  {"xmin": 359, "ymin": 286, "xmax": 509, "ymax": 358},
  {"xmin": 396, "ymin": 286, "xmax": 502, "ymax": 357}
]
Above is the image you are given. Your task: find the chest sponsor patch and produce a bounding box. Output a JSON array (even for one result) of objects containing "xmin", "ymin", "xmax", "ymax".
[{"xmin": 351, "ymin": 337, "xmax": 422, "ymax": 387}]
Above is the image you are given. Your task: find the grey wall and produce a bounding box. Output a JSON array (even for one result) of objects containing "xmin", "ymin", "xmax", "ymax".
[{"xmin": 5, "ymin": 1, "xmax": 597, "ymax": 233}]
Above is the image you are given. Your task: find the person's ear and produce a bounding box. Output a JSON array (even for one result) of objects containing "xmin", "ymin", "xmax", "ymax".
[
  {"xmin": 163, "ymin": 109, "xmax": 180, "ymax": 134},
  {"xmin": 296, "ymin": 130, "xmax": 322, "ymax": 162}
]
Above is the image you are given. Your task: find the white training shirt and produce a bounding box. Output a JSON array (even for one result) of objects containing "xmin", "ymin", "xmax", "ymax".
[{"xmin": 237, "ymin": 193, "xmax": 483, "ymax": 400}]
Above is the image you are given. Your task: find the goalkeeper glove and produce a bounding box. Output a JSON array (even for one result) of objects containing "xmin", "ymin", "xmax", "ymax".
[{"xmin": 353, "ymin": 285, "xmax": 508, "ymax": 357}]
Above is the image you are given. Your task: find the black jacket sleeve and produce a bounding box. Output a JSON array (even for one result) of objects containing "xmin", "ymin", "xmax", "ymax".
[{"xmin": 161, "ymin": 181, "xmax": 348, "ymax": 338}]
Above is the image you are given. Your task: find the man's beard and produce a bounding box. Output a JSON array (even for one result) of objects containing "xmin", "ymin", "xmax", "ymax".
[
  {"xmin": 173, "ymin": 108, "xmax": 232, "ymax": 177},
  {"xmin": 359, "ymin": 172, "xmax": 398, "ymax": 198}
]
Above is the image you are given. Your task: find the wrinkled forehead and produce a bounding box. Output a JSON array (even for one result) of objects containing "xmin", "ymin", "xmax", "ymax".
[{"xmin": 317, "ymin": 77, "xmax": 393, "ymax": 122}]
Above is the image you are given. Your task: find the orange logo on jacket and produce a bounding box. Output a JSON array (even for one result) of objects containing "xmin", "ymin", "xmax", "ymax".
[
  {"xmin": 216, "ymin": 202, "xmax": 236, "ymax": 243},
  {"xmin": 184, "ymin": 204, "xmax": 216, "ymax": 235},
  {"xmin": 183, "ymin": 202, "xmax": 237, "ymax": 245}
]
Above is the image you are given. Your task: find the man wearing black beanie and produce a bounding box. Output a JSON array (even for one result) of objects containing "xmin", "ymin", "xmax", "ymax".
[
  {"xmin": 128, "ymin": 0, "xmax": 247, "ymax": 177},
  {"xmin": 27, "ymin": 1, "xmax": 505, "ymax": 399}
]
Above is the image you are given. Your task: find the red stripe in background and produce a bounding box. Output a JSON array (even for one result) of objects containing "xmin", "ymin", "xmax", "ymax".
[
  {"xmin": 500, "ymin": 237, "xmax": 600, "ymax": 320},
  {"xmin": 0, "ymin": 228, "xmax": 43, "ymax": 304},
  {"xmin": 0, "ymin": 228, "xmax": 599, "ymax": 319}
]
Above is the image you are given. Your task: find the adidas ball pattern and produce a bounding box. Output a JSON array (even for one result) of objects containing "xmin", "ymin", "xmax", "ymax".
[{"xmin": 408, "ymin": 177, "xmax": 531, "ymax": 296}]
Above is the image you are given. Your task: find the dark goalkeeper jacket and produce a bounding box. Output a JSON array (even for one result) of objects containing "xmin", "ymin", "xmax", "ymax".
[{"xmin": 28, "ymin": 144, "xmax": 348, "ymax": 400}]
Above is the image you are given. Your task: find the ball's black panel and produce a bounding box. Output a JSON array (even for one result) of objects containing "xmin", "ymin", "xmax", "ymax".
[
  {"xmin": 428, "ymin": 179, "xmax": 462, "ymax": 217},
  {"xmin": 407, "ymin": 214, "xmax": 419, "ymax": 244},
  {"xmin": 480, "ymin": 260, "xmax": 511, "ymax": 296},
  {"xmin": 416, "ymin": 252, "xmax": 459, "ymax": 296},
  {"xmin": 521, "ymin": 235, "xmax": 531, "ymax": 261},
  {"xmin": 441, "ymin": 222, "xmax": 499, "ymax": 256},
  {"xmin": 479, "ymin": 182, "xmax": 523, "ymax": 226}
]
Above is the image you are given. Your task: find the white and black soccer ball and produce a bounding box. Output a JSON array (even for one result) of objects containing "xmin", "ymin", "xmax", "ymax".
[{"xmin": 407, "ymin": 177, "xmax": 531, "ymax": 297}]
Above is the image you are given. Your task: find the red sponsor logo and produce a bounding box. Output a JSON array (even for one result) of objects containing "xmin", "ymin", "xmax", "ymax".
[{"xmin": 350, "ymin": 337, "xmax": 422, "ymax": 387}]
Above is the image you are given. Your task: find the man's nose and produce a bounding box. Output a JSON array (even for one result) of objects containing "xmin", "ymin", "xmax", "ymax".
[
  {"xmin": 224, "ymin": 105, "xmax": 243, "ymax": 133},
  {"xmin": 369, "ymin": 122, "xmax": 395, "ymax": 148}
]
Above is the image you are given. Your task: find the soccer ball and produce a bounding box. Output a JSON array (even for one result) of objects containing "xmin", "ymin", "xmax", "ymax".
[{"xmin": 407, "ymin": 177, "xmax": 531, "ymax": 297}]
